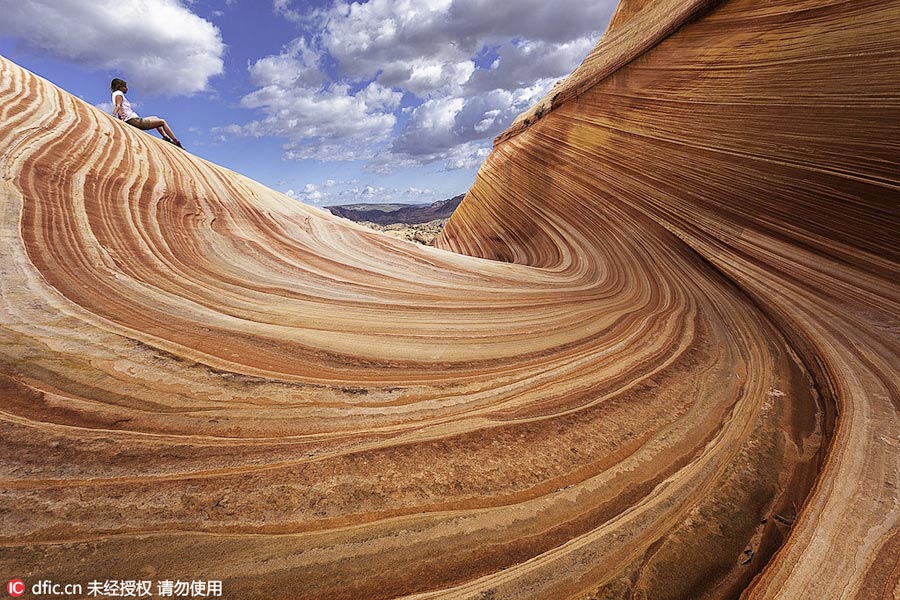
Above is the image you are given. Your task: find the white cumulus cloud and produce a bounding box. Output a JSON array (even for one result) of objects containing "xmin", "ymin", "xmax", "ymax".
[
  {"xmin": 0, "ymin": 0, "xmax": 224, "ymax": 96},
  {"xmin": 388, "ymin": 77, "xmax": 555, "ymax": 169},
  {"xmin": 221, "ymin": 0, "xmax": 616, "ymax": 171},
  {"xmin": 217, "ymin": 77, "xmax": 401, "ymax": 162}
]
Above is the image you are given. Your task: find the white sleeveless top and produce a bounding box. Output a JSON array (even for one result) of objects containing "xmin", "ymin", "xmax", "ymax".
[{"xmin": 112, "ymin": 90, "xmax": 139, "ymax": 121}]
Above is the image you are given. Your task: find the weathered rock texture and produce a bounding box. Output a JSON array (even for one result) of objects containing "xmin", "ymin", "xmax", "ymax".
[
  {"xmin": 0, "ymin": 1, "xmax": 898, "ymax": 599},
  {"xmin": 358, "ymin": 219, "xmax": 449, "ymax": 246}
]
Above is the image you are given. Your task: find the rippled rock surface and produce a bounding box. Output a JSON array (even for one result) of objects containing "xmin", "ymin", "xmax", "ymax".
[{"xmin": 1, "ymin": 1, "xmax": 898, "ymax": 598}]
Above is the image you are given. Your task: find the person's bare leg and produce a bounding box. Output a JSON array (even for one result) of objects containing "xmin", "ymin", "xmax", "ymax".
[{"xmin": 136, "ymin": 116, "xmax": 179, "ymax": 143}]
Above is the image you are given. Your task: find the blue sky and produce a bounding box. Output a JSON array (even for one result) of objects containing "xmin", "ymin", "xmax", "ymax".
[{"xmin": 0, "ymin": 0, "xmax": 615, "ymax": 207}]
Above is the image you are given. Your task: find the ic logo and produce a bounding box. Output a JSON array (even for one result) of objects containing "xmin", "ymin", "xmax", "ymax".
[{"xmin": 6, "ymin": 579, "xmax": 25, "ymax": 597}]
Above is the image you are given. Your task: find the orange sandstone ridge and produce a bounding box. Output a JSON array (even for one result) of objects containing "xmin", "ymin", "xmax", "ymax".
[{"xmin": 1, "ymin": 1, "xmax": 898, "ymax": 599}]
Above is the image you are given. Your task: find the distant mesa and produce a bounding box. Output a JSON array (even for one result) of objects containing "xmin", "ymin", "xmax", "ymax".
[{"xmin": 326, "ymin": 194, "xmax": 464, "ymax": 225}]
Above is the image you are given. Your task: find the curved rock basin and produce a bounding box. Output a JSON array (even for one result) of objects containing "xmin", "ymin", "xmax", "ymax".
[{"xmin": 1, "ymin": 1, "xmax": 898, "ymax": 598}]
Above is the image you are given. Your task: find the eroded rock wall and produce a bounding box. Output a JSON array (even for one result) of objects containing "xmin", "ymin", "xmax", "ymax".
[{"xmin": 439, "ymin": 0, "xmax": 900, "ymax": 597}]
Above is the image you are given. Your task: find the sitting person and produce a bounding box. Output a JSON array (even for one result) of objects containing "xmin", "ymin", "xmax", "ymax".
[{"xmin": 110, "ymin": 78, "xmax": 183, "ymax": 148}]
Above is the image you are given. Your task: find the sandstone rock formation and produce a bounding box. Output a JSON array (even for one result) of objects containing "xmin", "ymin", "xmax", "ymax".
[
  {"xmin": 1, "ymin": 1, "xmax": 898, "ymax": 599},
  {"xmin": 357, "ymin": 219, "xmax": 449, "ymax": 246}
]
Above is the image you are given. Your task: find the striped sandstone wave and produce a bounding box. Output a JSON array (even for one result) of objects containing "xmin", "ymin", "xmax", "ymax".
[{"xmin": 1, "ymin": 1, "xmax": 898, "ymax": 598}]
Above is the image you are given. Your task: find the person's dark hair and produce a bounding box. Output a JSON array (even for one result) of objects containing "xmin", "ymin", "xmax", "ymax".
[{"xmin": 110, "ymin": 78, "xmax": 127, "ymax": 93}]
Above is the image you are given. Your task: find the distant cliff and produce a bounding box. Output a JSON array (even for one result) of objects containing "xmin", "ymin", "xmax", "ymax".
[{"xmin": 326, "ymin": 194, "xmax": 463, "ymax": 225}]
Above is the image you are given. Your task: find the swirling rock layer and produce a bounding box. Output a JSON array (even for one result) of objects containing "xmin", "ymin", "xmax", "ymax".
[{"xmin": 1, "ymin": 0, "xmax": 898, "ymax": 598}]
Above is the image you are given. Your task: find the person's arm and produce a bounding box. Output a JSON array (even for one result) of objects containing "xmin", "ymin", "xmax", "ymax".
[{"xmin": 112, "ymin": 93, "xmax": 123, "ymax": 118}]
